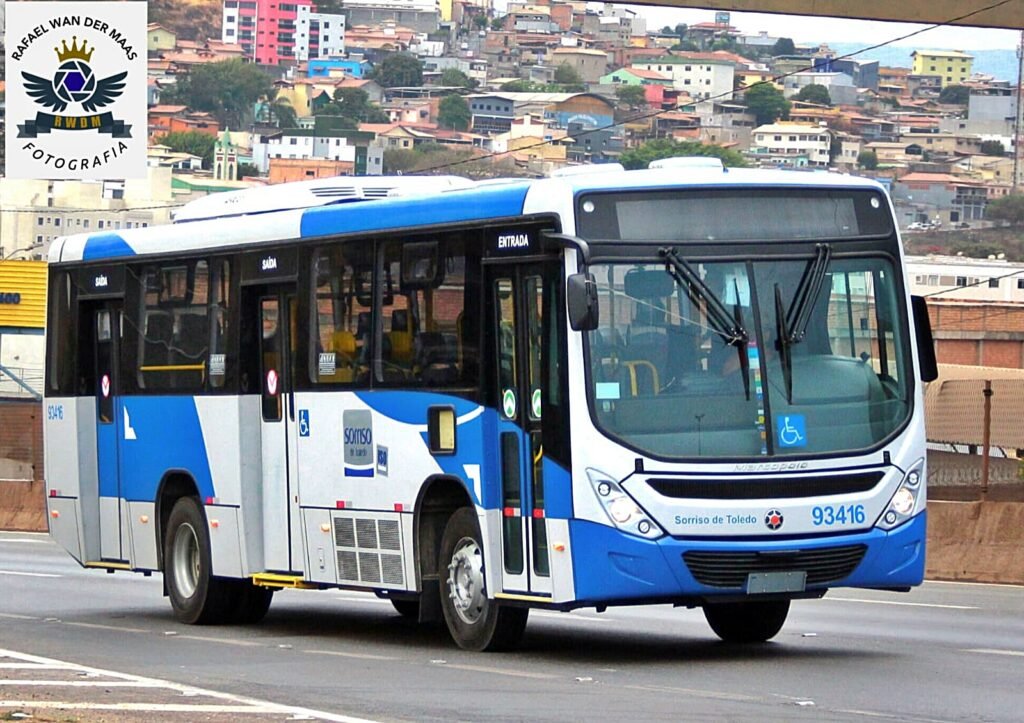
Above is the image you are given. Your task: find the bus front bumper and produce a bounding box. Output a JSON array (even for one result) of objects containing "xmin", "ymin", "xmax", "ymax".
[{"xmin": 568, "ymin": 511, "xmax": 926, "ymax": 605}]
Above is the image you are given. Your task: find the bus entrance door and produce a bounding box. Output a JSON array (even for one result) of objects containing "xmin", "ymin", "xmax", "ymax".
[
  {"xmin": 88, "ymin": 301, "xmax": 127, "ymax": 562},
  {"xmin": 488, "ymin": 261, "xmax": 556, "ymax": 598},
  {"xmin": 250, "ymin": 285, "xmax": 303, "ymax": 574}
]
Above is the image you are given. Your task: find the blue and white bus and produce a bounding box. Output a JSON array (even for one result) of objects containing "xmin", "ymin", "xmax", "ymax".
[{"xmin": 44, "ymin": 161, "xmax": 936, "ymax": 650}]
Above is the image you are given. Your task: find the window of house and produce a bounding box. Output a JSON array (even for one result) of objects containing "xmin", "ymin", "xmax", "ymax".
[{"xmin": 989, "ymin": 278, "xmax": 1000, "ymax": 288}]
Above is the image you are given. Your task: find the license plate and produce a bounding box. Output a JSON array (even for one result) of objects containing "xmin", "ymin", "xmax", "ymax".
[{"xmin": 747, "ymin": 571, "xmax": 807, "ymax": 594}]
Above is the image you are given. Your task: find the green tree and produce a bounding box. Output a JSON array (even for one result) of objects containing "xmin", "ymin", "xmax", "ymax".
[
  {"xmin": 237, "ymin": 162, "xmax": 260, "ymax": 179},
  {"xmin": 771, "ymin": 37, "xmax": 796, "ymax": 56},
  {"xmin": 491, "ymin": 16, "xmax": 505, "ymax": 31},
  {"xmin": 619, "ymin": 139, "xmax": 748, "ymax": 170},
  {"xmin": 980, "ymin": 140, "xmax": 1006, "ymax": 156},
  {"xmin": 744, "ymin": 83, "xmax": 790, "ymax": 125},
  {"xmin": 939, "ymin": 84, "xmax": 970, "ymax": 105},
  {"xmin": 500, "ymin": 79, "xmax": 539, "ymax": 92},
  {"xmin": 440, "ymin": 68, "xmax": 477, "ymax": 89},
  {"xmin": 266, "ymin": 93, "xmax": 298, "ymax": 129},
  {"xmin": 438, "ymin": 94, "xmax": 472, "ymax": 130},
  {"xmin": 473, "ymin": 14, "xmax": 488, "ymax": 29},
  {"xmin": 615, "ymin": 84, "xmax": 648, "ymax": 110},
  {"xmin": 857, "ymin": 150, "xmax": 879, "ymax": 170},
  {"xmin": 163, "ymin": 59, "xmax": 272, "ymax": 129},
  {"xmin": 372, "ymin": 53, "xmax": 424, "ymax": 88},
  {"xmin": 333, "ymin": 88, "xmax": 390, "ymax": 123},
  {"xmin": 670, "ymin": 41, "xmax": 700, "ymax": 52},
  {"xmin": 795, "ymin": 83, "xmax": 832, "ymax": 106},
  {"xmin": 554, "ymin": 62, "xmax": 584, "ymax": 88},
  {"xmin": 986, "ymin": 194, "xmax": 1024, "ymax": 226},
  {"xmin": 156, "ymin": 131, "xmax": 217, "ymax": 169},
  {"xmin": 660, "ymin": 25, "xmax": 674, "ymax": 35}
]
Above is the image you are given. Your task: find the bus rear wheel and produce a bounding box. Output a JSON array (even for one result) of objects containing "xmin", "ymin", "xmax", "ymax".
[
  {"xmin": 164, "ymin": 496, "xmax": 237, "ymax": 625},
  {"xmin": 703, "ymin": 600, "xmax": 790, "ymax": 643},
  {"xmin": 438, "ymin": 507, "xmax": 528, "ymax": 651}
]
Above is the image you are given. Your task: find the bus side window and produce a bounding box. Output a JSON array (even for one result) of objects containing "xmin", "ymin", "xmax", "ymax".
[
  {"xmin": 47, "ymin": 270, "xmax": 76, "ymax": 396},
  {"xmin": 311, "ymin": 245, "xmax": 371, "ymax": 385}
]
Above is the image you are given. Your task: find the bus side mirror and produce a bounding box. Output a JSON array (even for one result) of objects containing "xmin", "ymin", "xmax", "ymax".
[
  {"xmin": 911, "ymin": 295, "xmax": 937, "ymax": 382},
  {"xmin": 567, "ymin": 273, "xmax": 599, "ymax": 331}
]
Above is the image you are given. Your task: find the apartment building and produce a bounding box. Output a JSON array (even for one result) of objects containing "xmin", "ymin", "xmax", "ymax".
[
  {"xmin": 631, "ymin": 55, "xmax": 735, "ymax": 101},
  {"xmin": 750, "ymin": 123, "xmax": 831, "ymax": 167},
  {"xmin": 222, "ymin": 0, "xmax": 345, "ymax": 65},
  {"xmin": 910, "ymin": 49, "xmax": 973, "ymax": 88}
]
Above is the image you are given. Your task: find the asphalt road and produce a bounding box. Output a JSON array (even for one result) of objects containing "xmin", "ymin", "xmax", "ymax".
[{"xmin": 1, "ymin": 530, "xmax": 1023, "ymax": 722}]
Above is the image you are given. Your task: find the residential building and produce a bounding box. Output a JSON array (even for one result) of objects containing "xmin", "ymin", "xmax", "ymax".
[
  {"xmin": 467, "ymin": 92, "xmax": 615, "ymax": 136},
  {"xmin": 831, "ymin": 58, "xmax": 879, "ymax": 91},
  {"xmin": 890, "ymin": 172, "xmax": 989, "ymax": 226},
  {"xmin": 695, "ymin": 101, "xmax": 757, "ymax": 149},
  {"xmin": 308, "ymin": 58, "xmax": 371, "ymax": 78},
  {"xmin": 782, "ymin": 71, "xmax": 857, "ymax": 106},
  {"xmin": 296, "ymin": 7, "xmax": 346, "ymax": 60},
  {"xmin": 910, "ymin": 50, "xmax": 973, "ymax": 88},
  {"xmin": 908, "ymin": 255, "xmax": 1024, "ymax": 305},
  {"xmin": 252, "ymin": 120, "xmax": 384, "ymax": 175},
  {"xmin": 750, "ymin": 122, "xmax": 831, "ymax": 167},
  {"xmin": 550, "ymin": 47, "xmax": 609, "ymax": 85},
  {"xmin": 631, "ymin": 55, "xmax": 735, "ymax": 101},
  {"xmin": 338, "ymin": 0, "xmax": 441, "ymax": 34},
  {"xmin": 147, "ymin": 23, "xmax": 177, "ymax": 52},
  {"xmin": 268, "ymin": 157, "xmax": 355, "ymax": 182},
  {"xmin": 599, "ymin": 68, "xmax": 672, "ymax": 87}
]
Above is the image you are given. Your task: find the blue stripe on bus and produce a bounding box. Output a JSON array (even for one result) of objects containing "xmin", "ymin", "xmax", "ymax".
[
  {"xmin": 117, "ymin": 397, "xmax": 215, "ymax": 502},
  {"xmin": 299, "ymin": 184, "xmax": 530, "ymax": 239},
  {"xmin": 82, "ymin": 234, "xmax": 136, "ymax": 260}
]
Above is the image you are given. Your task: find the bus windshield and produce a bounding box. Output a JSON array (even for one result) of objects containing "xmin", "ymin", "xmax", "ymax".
[{"xmin": 585, "ymin": 253, "xmax": 912, "ymax": 459}]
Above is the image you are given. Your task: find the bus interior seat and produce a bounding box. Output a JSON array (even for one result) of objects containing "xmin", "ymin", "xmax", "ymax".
[
  {"xmin": 416, "ymin": 332, "xmax": 459, "ymax": 385},
  {"xmin": 322, "ymin": 329, "xmax": 358, "ymax": 382},
  {"xmin": 625, "ymin": 301, "xmax": 668, "ymax": 394},
  {"xmin": 176, "ymin": 313, "xmax": 209, "ymax": 361},
  {"xmin": 389, "ymin": 309, "xmax": 416, "ymax": 366}
]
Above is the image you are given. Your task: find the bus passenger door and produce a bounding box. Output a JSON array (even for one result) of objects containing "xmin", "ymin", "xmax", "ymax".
[
  {"xmin": 90, "ymin": 302, "xmax": 126, "ymax": 562},
  {"xmin": 251, "ymin": 286, "xmax": 303, "ymax": 574},
  {"xmin": 488, "ymin": 262, "xmax": 557, "ymax": 598}
]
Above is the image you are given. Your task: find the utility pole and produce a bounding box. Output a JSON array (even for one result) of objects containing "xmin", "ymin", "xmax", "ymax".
[{"xmin": 1015, "ymin": 29, "xmax": 1023, "ymax": 191}]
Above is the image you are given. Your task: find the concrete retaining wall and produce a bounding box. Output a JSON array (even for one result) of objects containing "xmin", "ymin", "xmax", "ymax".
[
  {"xmin": 0, "ymin": 480, "xmax": 47, "ymax": 532},
  {"xmin": 927, "ymin": 500, "xmax": 1024, "ymax": 584}
]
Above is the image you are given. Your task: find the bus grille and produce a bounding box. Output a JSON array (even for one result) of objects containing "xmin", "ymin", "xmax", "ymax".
[
  {"xmin": 683, "ymin": 545, "xmax": 867, "ymax": 588},
  {"xmin": 648, "ymin": 472, "xmax": 883, "ymax": 500},
  {"xmin": 332, "ymin": 515, "xmax": 405, "ymax": 587}
]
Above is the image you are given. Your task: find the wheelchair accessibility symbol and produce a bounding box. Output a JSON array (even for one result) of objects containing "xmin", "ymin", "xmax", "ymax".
[
  {"xmin": 777, "ymin": 414, "xmax": 806, "ymax": 448},
  {"xmin": 298, "ymin": 409, "xmax": 310, "ymax": 437}
]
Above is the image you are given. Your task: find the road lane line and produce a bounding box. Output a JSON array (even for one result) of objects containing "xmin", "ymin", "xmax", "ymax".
[
  {"xmin": 625, "ymin": 683, "xmax": 761, "ymax": 703},
  {"xmin": 0, "ymin": 647, "xmax": 380, "ymax": 723},
  {"xmin": 963, "ymin": 648, "xmax": 1024, "ymax": 657},
  {"xmin": 0, "ymin": 570, "xmax": 61, "ymax": 578},
  {"xmin": 824, "ymin": 597, "xmax": 978, "ymax": 610},
  {"xmin": 0, "ymin": 613, "xmax": 38, "ymax": 621},
  {"xmin": 0, "ymin": 680, "xmax": 167, "ymax": 687},
  {"xmin": 174, "ymin": 634, "xmax": 265, "ymax": 647},
  {"xmin": 0, "ymin": 663, "xmax": 68, "ymax": 670},
  {"xmin": 305, "ymin": 649, "xmax": 398, "ymax": 661},
  {"xmin": 533, "ymin": 611, "xmax": 611, "ymax": 624},
  {"xmin": 0, "ymin": 701, "xmax": 285, "ymax": 713},
  {"xmin": 443, "ymin": 663, "xmax": 559, "ymax": 680},
  {"xmin": 61, "ymin": 621, "xmax": 149, "ymax": 634}
]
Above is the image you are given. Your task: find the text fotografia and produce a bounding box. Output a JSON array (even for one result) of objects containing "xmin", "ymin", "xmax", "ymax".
[{"xmin": 23, "ymin": 140, "xmax": 129, "ymax": 171}]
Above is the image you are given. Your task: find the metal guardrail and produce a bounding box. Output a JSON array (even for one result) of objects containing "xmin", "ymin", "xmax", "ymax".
[{"xmin": 0, "ymin": 366, "xmax": 43, "ymax": 400}]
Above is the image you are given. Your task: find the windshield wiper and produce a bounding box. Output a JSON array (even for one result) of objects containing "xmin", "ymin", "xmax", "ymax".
[
  {"xmin": 659, "ymin": 247, "xmax": 751, "ymax": 399},
  {"xmin": 775, "ymin": 243, "xmax": 832, "ymax": 403}
]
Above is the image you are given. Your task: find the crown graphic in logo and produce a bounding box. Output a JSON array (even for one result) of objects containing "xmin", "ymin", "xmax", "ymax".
[{"xmin": 55, "ymin": 36, "xmax": 94, "ymax": 62}]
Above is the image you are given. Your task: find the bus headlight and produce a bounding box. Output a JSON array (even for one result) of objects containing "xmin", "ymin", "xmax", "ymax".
[
  {"xmin": 877, "ymin": 460, "xmax": 925, "ymax": 531},
  {"xmin": 587, "ymin": 468, "xmax": 663, "ymax": 540}
]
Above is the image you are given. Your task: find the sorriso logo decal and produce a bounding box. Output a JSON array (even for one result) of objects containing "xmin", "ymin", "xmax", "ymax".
[{"xmin": 5, "ymin": 2, "xmax": 147, "ymax": 179}]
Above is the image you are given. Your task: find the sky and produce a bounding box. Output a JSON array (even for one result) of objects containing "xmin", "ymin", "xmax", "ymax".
[{"xmin": 619, "ymin": 5, "xmax": 1023, "ymax": 50}]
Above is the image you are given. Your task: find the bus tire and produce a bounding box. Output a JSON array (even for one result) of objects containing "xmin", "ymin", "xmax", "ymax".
[
  {"xmin": 231, "ymin": 580, "xmax": 274, "ymax": 624},
  {"xmin": 703, "ymin": 600, "xmax": 790, "ymax": 643},
  {"xmin": 164, "ymin": 497, "xmax": 236, "ymax": 625},
  {"xmin": 438, "ymin": 507, "xmax": 528, "ymax": 651}
]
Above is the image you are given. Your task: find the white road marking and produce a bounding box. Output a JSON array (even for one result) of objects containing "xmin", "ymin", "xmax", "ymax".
[
  {"xmin": 306, "ymin": 649, "xmax": 398, "ymax": 661},
  {"xmin": 0, "ymin": 570, "xmax": 61, "ymax": 578},
  {"xmin": 927, "ymin": 579, "xmax": 1024, "ymax": 589},
  {"xmin": 62, "ymin": 621, "xmax": 149, "ymax": 634},
  {"xmin": 0, "ymin": 538, "xmax": 49, "ymax": 544},
  {"xmin": 0, "ymin": 680, "xmax": 167, "ymax": 687},
  {"xmin": 0, "ymin": 663, "xmax": 67, "ymax": 670},
  {"xmin": 443, "ymin": 663, "xmax": 558, "ymax": 680},
  {"xmin": 824, "ymin": 597, "xmax": 978, "ymax": 610},
  {"xmin": 533, "ymin": 611, "xmax": 611, "ymax": 624},
  {"xmin": 0, "ymin": 613, "xmax": 38, "ymax": 621},
  {"xmin": 625, "ymin": 683, "xmax": 760, "ymax": 703},
  {"xmin": 0, "ymin": 647, "xmax": 380, "ymax": 723},
  {"xmin": 333, "ymin": 593, "xmax": 391, "ymax": 605},
  {"xmin": 174, "ymin": 634, "xmax": 265, "ymax": 647},
  {"xmin": 963, "ymin": 648, "xmax": 1024, "ymax": 657}
]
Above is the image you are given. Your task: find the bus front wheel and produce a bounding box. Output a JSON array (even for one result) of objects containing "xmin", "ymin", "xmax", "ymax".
[
  {"xmin": 164, "ymin": 496, "xmax": 237, "ymax": 625},
  {"xmin": 703, "ymin": 600, "xmax": 790, "ymax": 643},
  {"xmin": 438, "ymin": 507, "xmax": 528, "ymax": 651}
]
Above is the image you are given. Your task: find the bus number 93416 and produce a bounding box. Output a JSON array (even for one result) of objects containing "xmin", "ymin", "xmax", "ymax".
[{"xmin": 812, "ymin": 504, "xmax": 866, "ymax": 526}]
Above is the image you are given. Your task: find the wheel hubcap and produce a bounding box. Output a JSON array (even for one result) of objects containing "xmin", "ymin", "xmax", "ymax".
[
  {"xmin": 171, "ymin": 522, "xmax": 200, "ymax": 599},
  {"xmin": 447, "ymin": 536, "xmax": 485, "ymax": 624}
]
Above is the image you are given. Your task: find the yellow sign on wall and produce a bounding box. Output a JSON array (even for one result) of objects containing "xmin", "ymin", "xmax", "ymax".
[{"xmin": 0, "ymin": 260, "xmax": 47, "ymax": 329}]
